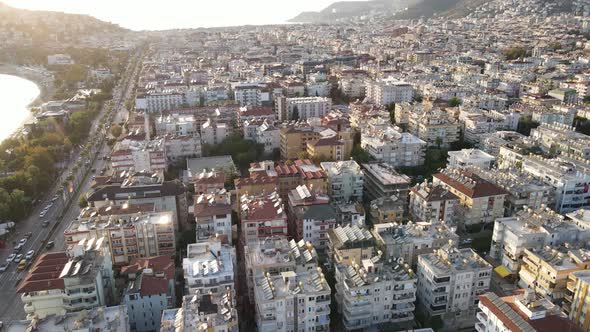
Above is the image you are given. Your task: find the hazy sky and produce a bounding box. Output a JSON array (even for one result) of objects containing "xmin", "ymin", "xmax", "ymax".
[{"xmin": 3, "ymin": 0, "xmax": 349, "ymax": 30}]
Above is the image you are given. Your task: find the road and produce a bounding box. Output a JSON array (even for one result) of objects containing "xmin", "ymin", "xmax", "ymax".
[{"xmin": 0, "ymin": 50, "xmax": 142, "ymax": 322}]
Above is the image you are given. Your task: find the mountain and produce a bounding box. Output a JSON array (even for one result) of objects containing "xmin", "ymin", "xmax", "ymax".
[
  {"xmin": 393, "ymin": 0, "xmax": 489, "ymax": 19},
  {"xmin": 289, "ymin": 0, "xmax": 420, "ymax": 23}
]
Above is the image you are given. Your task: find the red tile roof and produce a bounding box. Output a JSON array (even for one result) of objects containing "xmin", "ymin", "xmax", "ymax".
[
  {"xmin": 433, "ymin": 170, "xmax": 508, "ymax": 198},
  {"xmin": 17, "ymin": 252, "xmax": 68, "ymax": 294},
  {"xmin": 139, "ymin": 275, "xmax": 169, "ymax": 297}
]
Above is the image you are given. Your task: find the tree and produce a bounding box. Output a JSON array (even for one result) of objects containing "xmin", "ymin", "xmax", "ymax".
[
  {"xmin": 78, "ymin": 195, "xmax": 88, "ymax": 208},
  {"xmin": 503, "ymin": 46, "xmax": 528, "ymax": 60},
  {"xmin": 386, "ymin": 102, "xmax": 396, "ymax": 124},
  {"xmin": 292, "ymin": 106, "xmax": 300, "ymax": 121},
  {"xmin": 351, "ymin": 145, "xmax": 372, "ymax": 164},
  {"xmin": 110, "ymin": 124, "xmax": 123, "ymax": 138},
  {"xmin": 448, "ymin": 97, "xmax": 462, "ymax": 107}
]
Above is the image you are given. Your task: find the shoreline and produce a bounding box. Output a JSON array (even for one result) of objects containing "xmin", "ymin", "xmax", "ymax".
[{"xmin": 0, "ymin": 64, "xmax": 55, "ymax": 141}]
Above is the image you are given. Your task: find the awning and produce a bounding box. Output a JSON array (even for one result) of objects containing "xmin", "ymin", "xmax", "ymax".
[{"xmin": 494, "ymin": 265, "xmax": 511, "ymax": 278}]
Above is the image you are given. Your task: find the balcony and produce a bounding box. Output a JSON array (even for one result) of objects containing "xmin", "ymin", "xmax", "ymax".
[
  {"xmin": 434, "ymin": 276, "xmax": 451, "ymax": 284},
  {"xmin": 430, "ymin": 304, "xmax": 447, "ymax": 312},
  {"xmin": 343, "ymin": 306, "xmax": 371, "ymax": 318},
  {"xmin": 23, "ymin": 303, "xmax": 34, "ymax": 314},
  {"xmin": 476, "ymin": 311, "xmax": 488, "ymax": 323},
  {"xmin": 567, "ymin": 281, "xmax": 575, "ymax": 292},
  {"xmin": 390, "ymin": 312, "xmax": 414, "ymax": 323},
  {"xmin": 392, "ymin": 294, "xmax": 416, "ymax": 303},
  {"xmin": 475, "ymin": 322, "xmax": 486, "ymax": 332}
]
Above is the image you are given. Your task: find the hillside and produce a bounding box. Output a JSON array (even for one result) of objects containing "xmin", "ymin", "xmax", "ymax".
[
  {"xmin": 394, "ymin": 0, "xmax": 490, "ymax": 19},
  {"xmin": 289, "ymin": 0, "xmax": 420, "ymax": 23}
]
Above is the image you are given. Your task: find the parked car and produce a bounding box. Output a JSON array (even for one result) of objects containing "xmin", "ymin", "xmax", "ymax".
[
  {"xmin": 0, "ymin": 263, "xmax": 8, "ymax": 272},
  {"xmin": 15, "ymin": 254, "xmax": 23, "ymax": 262},
  {"xmin": 42, "ymin": 220, "xmax": 50, "ymax": 227},
  {"xmin": 24, "ymin": 232, "xmax": 32, "ymax": 239},
  {"xmin": 25, "ymin": 250, "xmax": 34, "ymax": 260},
  {"xmin": 18, "ymin": 238, "xmax": 27, "ymax": 246},
  {"xmin": 13, "ymin": 244, "xmax": 22, "ymax": 253},
  {"xmin": 45, "ymin": 241, "xmax": 55, "ymax": 249},
  {"xmin": 39, "ymin": 210, "xmax": 46, "ymax": 218},
  {"xmin": 6, "ymin": 254, "xmax": 15, "ymax": 264}
]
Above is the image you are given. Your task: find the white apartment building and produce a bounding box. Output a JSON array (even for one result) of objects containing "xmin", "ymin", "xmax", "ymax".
[
  {"xmin": 409, "ymin": 181, "xmax": 459, "ymax": 224},
  {"xmin": 194, "ymin": 189, "xmax": 233, "ymax": 245},
  {"xmin": 17, "ymin": 239, "xmax": 115, "ymax": 320},
  {"xmin": 111, "ymin": 139, "xmax": 167, "ymax": 173},
  {"xmin": 253, "ymin": 270, "xmax": 331, "ymax": 332},
  {"xmin": 161, "ymin": 292, "xmax": 238, "ymax": 332},
  {"xmin": 334, "ymin": 253, "xmax": 417, "ymax": 331},
  {"xmin": 372, "ymin": 221, "xmax": 459, "ymax": 266},
  {"xmin": 365, "ymin": 78, "xmax": 414, "ymax": 106},
  {"xmin": 490, "ymin": 207, "xmax": 590, "ymax": 272},
  {"xmin": 447, "ymin": 149, "xmax": 496, "ymax": 169},
  {"xmin": 531, "ymin": 104, "xmax": 577, "ymax": 126},
  {"xmin": 182, "ymin": 240, "xmax": 235, "ymax": 297},
  {"xmin": 361, "ymin": 125, "xmax": 426, "ymax": 167},
  {"xmin": 417, "ymin": 245, "xmax": 492, "ymax": 326},
  {"xmin": 244, "ymin": 238, "xmax": 319, "ymax": 304},
  {"xmin": 135, "ymin": 91, "xmax": 184, "ymax": 113},
  {"xmin": 288, "ymin": 185, "xmax": 337, "ymax": 250},
  {"xmin": 155, "ymin": 114, "xmax": 198, "ymax": 136},
  {"xmin": 321, "ymin": 160, "xmax": 364, "ymax": 203},
  {"xmin": 163, "ymin": 134, "xmax": 202, "ymax": 161},
  {"xmin": 255, "ymin": 120, "xmax": 280, "ymax": 153},
  {"xmin": 521, "ymin": 154, "xmax": 590, "ymax": 213},
  {"xmin": 276, "ymin": 96, "xmax": 332, "ymax": 121},
  {"xmin": 234, "ymin": 83, "xmax": 269, "ymax": 106},
  {"xmin": 200, "ymin": 118, "xmax": 230, "ymax": 146},
  {"xmin": 530, "ymin": 123, "xmax": 590, "ymax": 159}
]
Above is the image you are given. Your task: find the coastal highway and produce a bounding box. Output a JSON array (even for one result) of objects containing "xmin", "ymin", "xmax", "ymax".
[{"xmin": 0, "ymin": 50, "xmax": 142, "ymax": 323}]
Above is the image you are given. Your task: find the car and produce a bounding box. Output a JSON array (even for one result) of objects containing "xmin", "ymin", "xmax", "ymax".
[
  {"xmin": 24, "ymin": 232, "xmax": 32, "ymax": 239},
  {"xmin": 15, "ymin": 254, "xmax": 23, "ymax": 262},
  {"xmin": 51, "ymin": 195, "xmax": 58, "ymax": 202},
  {"xmin": 6, "ymin": 254, "xmax": 16, "ymax": 264},
  {"xmin": 0, "ymin": 263, "xmax": 8, "ymax": 272},
  {"xmin": 39, "ymin": 211, "xmax": 46, "ymax": 218},
  {"xmin": 47, "ymin": 202, "xmax": 54, "ymax": 208},
  {"xmin": 25, "ymin": 250, "xmax": 34, "ymax": 260},
  {"xmin": 42, "ymin": 220, "xmax": 50, "ymax": 227},
  {"xmin": 45, "ymin": 241, "xmax": 55, "ymax": 249},
  {"xmin": 17, "ymin": 259, "xmax": 28, "ymax": 271},
  {"xmin": 13, "ymin": 244, "xmax": 22, "ymax": 253},
  {"xmin": 18, "ymin": 238, "xmax": 27, "ymax": 246}
]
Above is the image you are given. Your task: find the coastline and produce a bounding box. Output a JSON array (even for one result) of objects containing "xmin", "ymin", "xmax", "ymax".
[
  {"xmin": 0, "ymin": 64, "xmax": 55, "ymax": 141},
  {"xmin": 0, "ymin": 63, "xmax": 54, "ymax": 109}
]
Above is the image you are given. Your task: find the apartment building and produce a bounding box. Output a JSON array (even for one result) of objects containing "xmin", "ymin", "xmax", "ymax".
[
  {"xmin": 477, "ymin": 291, "xmax": 580, "ymax": 332},
  {"xmin": 135, "ymin": 90, "xmax": 194, "ymax": 113},
  {"xmin": 162, "ymin": 134, "xmax": 202, "ymax": 162},
  {"xmin": 334, "ymin": 252, "xmax": 417, "ymax": 331},
  {"xmin": 237, "ymin": 105, "xmax": 275, "ymax": 125},
  {"xmin": 369, "ymin": 194, "xmax": 406, "ymax": 224},
  {"xmin": 111, "ymin": 139, "xmax": 167, "ymax": 173},
  {"xmin": 530, "ymin": 123, "xmax": 590, "ymax": 159},
  {"xmin": 521, "ymin": 154, "xmax": 590, "ymax": 213},
  {"xmin": 564, "ymin": 270, "xmax": 590, "ymax": 330},
  {"xmin": 518, "ymin": 247, "xmax": 590, "ymax": 301},
  {"xmin": 234, "ymin": 83, "xmax": 269, "ymax": 106},
  {"xmin": 121, "ymin": 256, "xmax": 175, "ymax": 332},
  {"xmin": 192, "ymin": 170, "xmax": 225, "ymax": 195},
  {"xmin": 279, "ymin": 122, "xmax": 323, "ymax": 159},
  {"xmin": 307, "ymin": 134, "xmax": 352, "ymax": 161},
  {"xmin": 253, "ymin": 270, "xmax": 331, "ymax": 332},
  {"xmin": 433, "ymin": 168, "xmax": 508, "ymax": 226},
  {"xmin": 64, "ymin": 210, "xmax": 175, "ymax": 265},
  {"xmin": 17, "ymin": 239, "xmax": 115, "ymax": 320},
  {"xmin": 490, "ymin": 207, "xmax": 590, "ymax": 272},
  {"xmin": 362, "ymin": 163, "xmax": 412, "ymax": 202},
  {"xmin": 200, "ymin": 118, "xmax": 230, "ymax": 145},
  {"xmin": 409, "ymin": 181, "xmax": 459, "ymax": 224},
  {"xmin": 447, "ymin": 149, "xmax": 496, "ymax": 170},
  {"xmin": 287, "ymin": 185, "xmax": 337, "ymax": 250},
  {"xmin": 417, "ymin": 244, "xmax": 492, "ymax": 326},
  {"xmin": 194, "ymin": 189, "xmax": 233, "ymax": 245},
  {"xmin": 320, "ymin": 160, "xmax": 364, "ymax": 203},
  {"xmin": 276, "ymin": 96, "xmax": 332, "ymax": 121},
  {"xmin": 408, "ymin": 108, "xmax": 461, "ymax": 148},
  {"xmin": 466, "ymin": 166, "xmax": 555, "ymax": 215},
  {"xmin": 365, "ymin": 78, "xmax": 414, "ymax": 106},
  {"xmin": 372, "ymin": 221, "xmax": 459, "ymax": 266},
  {"xmin": 327, "ymin": 224, "xmax": 376, "ymax": 267},
  {"xmin": 160, "ymin": 292, "xmax": 238, "ymax": 332},
  {"xmin": 182, "ymin": 240, "xmax": 235, "ymax": 297},
  {"xmin": 239, "ymin": 191, "xmax": 289, "ymax": 246},
  {"xmin": 361, "ymin": 125, "xmax": 426, "ymax": 167},
  {"xmin": 6, "ymin": 306, "xmax": 130, "ymax": 331},
  {"xmin": 244, "ymin": 238, "xmax": 319, "ymax": 303},
  {"xmin": 155, "ymin": 114, "xmax": 198, "ymax": 136},
  {"xmin": 86, "ymin": 171, "xmax": 188, "ymax": 231}
]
